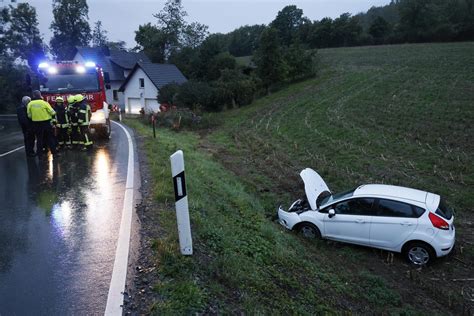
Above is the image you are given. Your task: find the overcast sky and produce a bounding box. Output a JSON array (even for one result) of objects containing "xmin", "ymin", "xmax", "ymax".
[{"xmin": 27, "ymin": 0, "xmax": 390, "ymax": 49}]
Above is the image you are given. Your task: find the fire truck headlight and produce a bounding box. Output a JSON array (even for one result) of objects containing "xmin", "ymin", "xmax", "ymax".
[
  {"xmin": 91, "ymin": 110, "xmax": 106, "ymax": 124},
  {"xmin": 48, "ymin": 67, "xmax": 58, "ymax": 74},
  {"xmin": 85, "ymin": 61, "xmax": 96, "ymax": 68},
  {"xmin": 38, "ymin": 62, "xmax": 49, "ymax": 69},
  {"xmin": 76, "ymin": 66, "xmax": 86, "ymax": 73}
]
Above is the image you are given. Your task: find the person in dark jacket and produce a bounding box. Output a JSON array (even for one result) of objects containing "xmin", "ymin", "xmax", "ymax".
[
  {"xmin": 52, "ymin": 97, "xmax": 71, "ymax": 149},
  {"xmin": 17, "ymin": 96, "xmax": 36, "ymax": 157}
]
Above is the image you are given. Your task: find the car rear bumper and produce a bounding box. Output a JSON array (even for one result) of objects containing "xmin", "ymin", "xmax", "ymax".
[{"xmin": 432, "ymin": 227, "xmax": 455, "ymax": 257}]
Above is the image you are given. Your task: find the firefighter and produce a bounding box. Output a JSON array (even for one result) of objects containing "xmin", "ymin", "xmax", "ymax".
[
  {"xmin": 75, "ymin": 94, "xmax": 93, "ymax": 151},
  {"xmin": 17, "ymin": 96, "xmax": 36, "ymax": 157},
  {"xmin": 52, "ymin": 97, "xmax": 71, "ymax": 149},
  {"xmin": 27, "ymin": 90, "xmax": 58, "ymax": 157},
  {"xmin": 67, "ymin": 95, "xmax": 81, "ymax": 148}
]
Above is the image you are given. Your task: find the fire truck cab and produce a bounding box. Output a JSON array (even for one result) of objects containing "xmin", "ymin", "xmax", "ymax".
[{"xmin": 37, "ymin": 61, "xmax": 111, "ymax": 139}]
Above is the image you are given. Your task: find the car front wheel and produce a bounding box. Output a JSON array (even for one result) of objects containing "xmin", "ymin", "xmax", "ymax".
[
  {"xmin": 404, "ymin": 242, "xmax": 435, "ymax": 266},
  {"xmin": 298, "ymin": 223, "xmax": 321, "ymax": 239}
]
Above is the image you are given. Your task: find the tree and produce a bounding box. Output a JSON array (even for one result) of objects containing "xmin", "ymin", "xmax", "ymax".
[
  {"xmin": 92, "ymin": 20, "xmax": 108, "ymax": 47},
  {"xmin": 0, "ymin": 8, "xmax": 10, "ymax": 62},
  {"xmin": 135, "ymin": 23, "xmax": 166, "ymax": 62},
  {"xmin": 270, "ymin": 5, "xmax": 305, "ymax": 44},
  {"xmin": 227, "ymin": 24, "xmax": 266, "ymax": 57},
  {"xmin": 4, "ymin": 3, "xmax": 45, "ymax": 68},
  {"xmin": 182, "ymin": 22, "xmax": 208, "ymax": 49},
  {"xmin": 284, "ymin": 41, "xmax": 316, "ymax": 81},
  {"xmin": 369, "ymin": 16, "xmax": 391, "ymax": 43},
  {"xmin": 107, "ymin": 40, "xmax": 127, "ymax": 50},
  {"xmin": 253, "ymin": 28, "xmax": 288, "ymax": 93},
  {"xmin": 50, "ymin": 0, "xmax": 91, "ymax": 59},
  {"xmin": 153, "ymin": 0, "xmax": 187, "ymax": 59},
  {"xmin": 310, "ymin": 18, "xmax": 334, "ymax": 48},
  {"xmin": 135, "ymin": 0, "xmax": 208, "ymax": 62},
  {"xmin": 332, "ymin": 13, "xmax": 362, "ymax": 46}
]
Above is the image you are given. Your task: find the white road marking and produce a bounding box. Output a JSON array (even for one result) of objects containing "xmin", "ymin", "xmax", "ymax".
[
  {"xmin": 105, "ymin": 121, "xmax": 135, "ymax": 315},
  {"xmin": 0, "ymin": 146, "xmax": 24, "ymax": 157}
]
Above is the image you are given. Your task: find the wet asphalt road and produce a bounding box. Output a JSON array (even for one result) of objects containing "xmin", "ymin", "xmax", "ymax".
[{"xmin": 0, "ymin": 116, "xmax": 131, "ymax": 314}]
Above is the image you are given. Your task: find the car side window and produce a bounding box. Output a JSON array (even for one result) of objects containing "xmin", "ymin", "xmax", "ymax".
[
  {"xmin": 334, "ymin": 198, "xmax": 375, "ymax": 215},
  {"xmin": 376, "ymin": 199, "xmax": 416, "ymax": 217}
]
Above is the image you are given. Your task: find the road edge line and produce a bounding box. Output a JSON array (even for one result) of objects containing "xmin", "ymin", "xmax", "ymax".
[
  {"xmin": 0, "ymin": 146, "xmax": 24, "ymax": 157},
  {"xmin": 105, "ymin": 121, "xmax": 135, "ymax": 315}
]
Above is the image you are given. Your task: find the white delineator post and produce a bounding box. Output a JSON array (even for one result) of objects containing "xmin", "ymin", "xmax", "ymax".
[{"xmin": 170, "ymin": 150, "xmax": 193, "ymax": 255}]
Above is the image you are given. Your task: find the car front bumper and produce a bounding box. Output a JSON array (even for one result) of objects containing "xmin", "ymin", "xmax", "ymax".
[{"xmin": 277, "ymin": 206, "xmax": 301, "ymax": 230}]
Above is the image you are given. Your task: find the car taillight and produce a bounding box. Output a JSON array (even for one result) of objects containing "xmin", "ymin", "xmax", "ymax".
[{"xmin": 429, "ymin": 212, "xmax": 449, "ymax": 230}]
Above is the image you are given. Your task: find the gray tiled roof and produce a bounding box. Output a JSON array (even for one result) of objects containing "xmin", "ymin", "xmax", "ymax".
[
  {"xmin": 75, "ymin": 47, "xmax": 150, "ymax": 81},
  {"xmin": 109, "ymin": 50, "xmax": 150, "ymax": 69},
  {"xmin": 119, "ymin": 62, "xmax": 187, "ymax": 91}
]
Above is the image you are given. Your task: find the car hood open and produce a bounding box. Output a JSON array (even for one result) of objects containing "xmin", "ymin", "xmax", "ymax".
[{"xmin": 300, "ymin": 168, "xmax": 331, "ymax": 210}]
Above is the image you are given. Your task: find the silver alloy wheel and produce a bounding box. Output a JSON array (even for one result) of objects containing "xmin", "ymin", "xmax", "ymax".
[
  {"xmin": 408, "ymin": 246, "xmax": 430, "ymax": 265},
  {"xmin": 301, "ymin": 225, "xmax": 316, "ymax": 239}
]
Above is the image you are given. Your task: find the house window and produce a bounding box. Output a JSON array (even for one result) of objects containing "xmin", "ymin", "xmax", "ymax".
[
  {"xmin": 113, "ymin": 90, "xmax": 119, "ymax": 101},
  {"xmin": 139, "ymin": 78, "xmax": 145, "ymax": 89}
]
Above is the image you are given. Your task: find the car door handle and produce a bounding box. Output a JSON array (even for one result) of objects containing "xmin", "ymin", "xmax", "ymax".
[
  {"xmin": 355, "ymin": 219, "xmax": 365, "ymax": 223},
  {"xmin": 401, "ymin": 222, "xmax": 413, "ymax": 226}
]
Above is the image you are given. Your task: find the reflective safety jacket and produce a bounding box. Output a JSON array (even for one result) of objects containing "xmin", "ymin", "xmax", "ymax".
[
  {"xmin": 68, "ymin": 104, "xmax": 79, "ymax": 126},
  {"xmin": 77, "ymin": 101, "xmax": 91, "ymax": 126},
  {"xmin": 27, "ymin": 99, "xmax": 56, "ymax": 122},
  {"xmin": 52, "ymin": 104, "xmax": 69, "ymax": 128}
]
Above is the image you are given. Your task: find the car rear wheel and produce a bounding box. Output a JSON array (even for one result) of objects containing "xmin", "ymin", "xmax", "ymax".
[
  {"xmin": 298, "ymin": 223, "xmax": 321, "ymax": 239},
  {"xmin": 404, "ymin": 242, "xmax": 435, "ymax": 266}
]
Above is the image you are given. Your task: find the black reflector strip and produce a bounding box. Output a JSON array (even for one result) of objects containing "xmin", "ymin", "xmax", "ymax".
[{"xmin": 173, "ymin": 171, "xmax": 186, "ymax": 202}]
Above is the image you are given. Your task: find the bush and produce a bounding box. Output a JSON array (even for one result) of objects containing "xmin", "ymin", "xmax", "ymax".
[
  {"xmin": 216, "ymin": 69, "xmax": 258, "ymax": 107},
  {"xmin": 158, "ymin": 83, "xmax": 181, "ymax": 105},
  {"xmin": 174, "ymin": 80, "xmax": 226, "ymax": 112}
]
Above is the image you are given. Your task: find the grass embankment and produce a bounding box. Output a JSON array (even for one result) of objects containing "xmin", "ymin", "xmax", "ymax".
[{"xmin": 126, "ymin": 42, "xmax": 474, "ymax": 314}]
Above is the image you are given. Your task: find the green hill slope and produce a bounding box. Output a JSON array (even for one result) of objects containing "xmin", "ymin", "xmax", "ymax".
[
  {"xmin": 127, "ymin": 42, "xmax": 474, "ymax": 314},
  {"xmin": 214, "ymin": 42, "xmax": 474, "ymax": 215}
]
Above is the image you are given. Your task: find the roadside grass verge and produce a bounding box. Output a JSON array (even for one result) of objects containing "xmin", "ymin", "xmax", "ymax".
[{"xmin": 125, "ymin": 119, "xmax": 418, "ymax": 314}]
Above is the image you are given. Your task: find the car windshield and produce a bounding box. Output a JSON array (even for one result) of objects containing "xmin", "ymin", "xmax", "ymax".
[
  {"xmin": 436, "ymin": 198, "xmax": 453, "ymax": 220},
  {"xmin": 319, "ymin": 188, "xmax": 355, "ymax": 207},
  {"xmin": 40, "ymin": 73, "xmax": 99, "ymax": 93}
]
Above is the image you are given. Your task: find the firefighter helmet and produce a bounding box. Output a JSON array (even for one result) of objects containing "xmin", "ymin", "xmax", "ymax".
[
  {"xmin": 56, "ymin": 97, "xmax": 64, "ymax": 103},
  {"xmin": 74, "ymin": 94, "xmax": 84, "ymax": 103},
  {"xmin": 67, "ymin": 95, "xmax": 76, "ymax": 104}
]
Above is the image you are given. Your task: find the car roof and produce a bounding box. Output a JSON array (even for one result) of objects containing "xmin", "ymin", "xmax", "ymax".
[{"xmin": 353, "ymin": 184, "xmax": 429, "ymax": 204}]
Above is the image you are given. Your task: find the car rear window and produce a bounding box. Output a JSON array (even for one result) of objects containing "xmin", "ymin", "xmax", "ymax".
[{"xmin": 436, "ymin": 198, "xmax": 453, "ymax": 220}]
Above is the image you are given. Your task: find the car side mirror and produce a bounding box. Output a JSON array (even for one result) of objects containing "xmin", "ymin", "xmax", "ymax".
[{"xmin": 328, "ymin": 209, "xmax": 335, "ymax": 218}]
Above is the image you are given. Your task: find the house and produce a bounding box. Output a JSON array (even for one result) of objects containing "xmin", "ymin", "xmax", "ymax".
[
  {"xmin": 73, "ymin": 46, "xmax": 150, "ymax": 110},
  {"xmin": 119, "ymin": 62, "xmax": 187, "ymax": 114}
]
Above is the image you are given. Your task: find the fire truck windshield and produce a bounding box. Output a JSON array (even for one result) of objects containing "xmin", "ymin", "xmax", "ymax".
[{"xmin": 39, "ymin": 73, "xmax": 100, "ymax": 93}]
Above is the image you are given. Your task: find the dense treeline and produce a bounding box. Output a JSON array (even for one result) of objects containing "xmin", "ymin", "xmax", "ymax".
[{"xmin": 213, "ymin": 0, "xmax": 474, "ymax": 54}]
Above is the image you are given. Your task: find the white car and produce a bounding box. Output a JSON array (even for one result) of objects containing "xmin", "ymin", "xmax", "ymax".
[{"xmin": 278, "ymin": 168, "xmax": 455, "ymax": 265}]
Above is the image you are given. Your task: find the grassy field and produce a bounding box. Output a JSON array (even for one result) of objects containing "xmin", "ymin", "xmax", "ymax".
[{"xmin": 126, "ymin": 42, "xmax": 474, "ymax": 314}]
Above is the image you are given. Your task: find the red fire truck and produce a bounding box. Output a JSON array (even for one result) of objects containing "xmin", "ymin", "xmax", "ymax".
[{"xmin": 37, "ymin": 61, "xmax": 111, "ymax": 139}]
